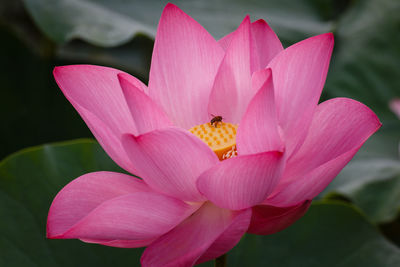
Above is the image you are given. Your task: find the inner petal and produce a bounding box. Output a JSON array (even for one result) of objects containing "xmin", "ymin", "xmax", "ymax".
[{"xmin": 189, "ymin": 121, "xmax": 237, "ymax": 160}]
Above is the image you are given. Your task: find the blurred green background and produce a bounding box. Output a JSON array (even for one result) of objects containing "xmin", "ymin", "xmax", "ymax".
[{"xmin": 1, "ymin": 0, "xmax": 400, "ymax": 266}]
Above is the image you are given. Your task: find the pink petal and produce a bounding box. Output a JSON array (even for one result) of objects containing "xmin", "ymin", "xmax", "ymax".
[
  {"xmin": 122, "ymin": 127, "xmax": 219, "ymax": 202},
  {"xmin": 247, "ymin": 201, "xmax": 310, "ymax": 235},
  {"xmin": 268, "ymin": 150, "xmax": 360, "ymax": 206},
  {"xmin": 117, "ymin": 70, "xmax": 148, "ymax": 93},
  {"xmin": 148, "ymin": 4, "xmax": 224, "ymax": 129},
  {"xmin": 53, "ymin": 65, "xmax": 139, "ymax": 134},
  {"xmin": 141, "ymin": 202, "xmax": 251, "ymax": 267},
  {"xmin": 389, "ymin": 98, "xmax": 400, "ymax": 119},
  {"xmin": 53, "ymin": 65, "xmax": 145, "ymax": 173},
  {"xmin": 218, "ymin": 20, "xmax": 283, "ymax": 69},
  {"xmin": 81, "ymin": 238, "xmax": 156, "ymax": 248},
  {"xmin": 197, "ymin": 151, "xmax": 285, "ymax": 210},
  {"xmin": 250, "ymin": 19, "xmax": 283, "ymax": 69},
  {"xmin": 217, "ymin": 30, "xmax": 234, "ymax": 51},
  {"xmin": 283, "ymin": 98, "xmax": 381, "ymax": 180},
  {"xmin": 57, "ymin": 192, "xmax": 198, "ymax": 240},
  {"xmin": 195, "ymin": 208, "xmax": 252, "ymax": 264},
  {"xmin": 47, "ymin": 171, "xmax": 151, "ymax": 238},
  {"xmin": 208, "ymin": 16, "xmax": 253, "ymax": 124},
  {"xmin": 118, "ymin": 73, "xmax": 172, "ymax": 135},
  {"xmin": 251, "ymin": 67, "xmax": 273, "ymax": 93},
  {"xmin": 78, "ymin": 110, "xmax": 137, "ymax": 173},
  {"xmin": 236, "ymin": 69, "xmax": 284, "ymax": 155},
  {"xmin": 266, "ymin": 98, "xmax": 381, "ymax": 206},
  {"xmin": 268, "ymin": 33, "xmax": 334, "ymax": 157}
]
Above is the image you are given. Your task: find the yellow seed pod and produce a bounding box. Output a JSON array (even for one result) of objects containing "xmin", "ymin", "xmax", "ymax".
[{"xmin": 189, "ymin": 122, "xmax": 237, "ymax": 160}]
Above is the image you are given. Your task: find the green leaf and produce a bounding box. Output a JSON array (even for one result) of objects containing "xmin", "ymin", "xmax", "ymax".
[
  {"xmin": 323, "ymin": 158, "xmax": 400, "ymax": 224},
  {"xmin": 21, "ymin": 0, "xmax": 156, "ymax": 47},
  {"xmin": 225, "ymin": 201, "xmax": 400, "ymax": 267},
  {"xmin": 320, "ymin": 119, "xmax": 400, "ymax": 224},
  {"xmin": 1, "ymin": 141, "xmax": 400, "ymax": 266},
  {"xmin": 22, "ymin": 0, "xmax": 332, "ymax": 46},
  {"xmin": 319, "ymin": 0, "xmax": 400, "ymax": 224},
  {"xmin": 325, "ymin": 0, "xmax": 400, "ymax": 117},
  {"xmin": 0, "ymin": 139, "xmax": 144, "ymax": 267}
]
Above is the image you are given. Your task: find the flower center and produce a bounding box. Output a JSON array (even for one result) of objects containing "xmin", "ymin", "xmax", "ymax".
[{"xmin": 189, "ymin": 122, "xmax": 238, "ymax": 160}]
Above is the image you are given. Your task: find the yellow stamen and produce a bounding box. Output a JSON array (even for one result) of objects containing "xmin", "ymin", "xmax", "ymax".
[{"xmin": 189, "ymin": 122, "xmax": 238, "ymax": 160}]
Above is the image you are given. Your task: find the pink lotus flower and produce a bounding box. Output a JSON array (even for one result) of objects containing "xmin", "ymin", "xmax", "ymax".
[{"xmin": 47, "ymin": 4, "xmax": 381, "ymax": 266}]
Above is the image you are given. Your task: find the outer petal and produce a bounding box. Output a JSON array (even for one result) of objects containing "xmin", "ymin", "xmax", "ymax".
[
  {"xmin": 197, "ymin": 151, "xmax": 285, "ymax": 210},
  {"xmin": 47, "ymin": 171, "xmax": 151, "ymax": 238},
  {"xmin": 217, "ymin": 31, "xmax": 233, "ymax": 51},
  {"xmin": 268, "ymin": 150, "xmax": 361, "ymax": 206},
  {"xmin": 53, "ymin": 65, "xmax": 145, "ymax": 173},
  {"xmin": 250, "ymin": 19, "xmax": 283, "ymax": 69},
  {"xmin": 195, "ymin": 208, "xmax": 252, "ymax": 264},
  {"xmin": 117, "ymin": 70, "xmax": 148, "ymax": 93},
  {"xmin": 141, "ymin": 202, "xmax": 251, "ymax": 267},
  {"xmin": 268, "ymin": 33, "xmax": 334, "ymax": 157},
  {"xmin": 78, "ymin": 111, "xmax": 136, "ymax": 173},
  {"xmin": 118, "ymin": 73, "xmax": 172, "ymax": 135},
  {"xmin": 247, "ymin": 201, "xmax": 311, "ymax": 235},
  {"xmin": 148, "ymin": 4, "xmax": 225, "ymax": 129},
  {"xmin": 80, "ymin": 238, "xmax": 156, "ymax": 248},
  {"xmin": 265, "ymin": 98, "xmax": 381, "ymax": 206},
  {"xmin": 208, "ymin": 16, "xmax": 253, "ymax": 124},
  {"xmin": 237, "ymin": 69, "xmax": 283, "ymax": 155},
  {"xmin": 251, "ymin": 67, "xmax": 272, "ymax": 93},
  {"xmin": 122, "ymin": 127, "xmax": 219, "ymax": 202},
  {"xmin": 218, "ymin": 20, "xmax": 283, "ymax": 69},
  {"xmin": 57, "ymin": 192, "xmax": 198, "ymax": 240}
]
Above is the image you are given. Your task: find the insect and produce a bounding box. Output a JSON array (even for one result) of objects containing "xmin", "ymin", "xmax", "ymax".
[{"xmin": 210, "ymin": 114, "xmax": 223, "ymax": 128}]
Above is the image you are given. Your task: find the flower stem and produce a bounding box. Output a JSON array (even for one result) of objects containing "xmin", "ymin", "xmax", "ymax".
[{"xmin": 214, "ymin": 254, "xmax": 227, "ymax": 267}]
